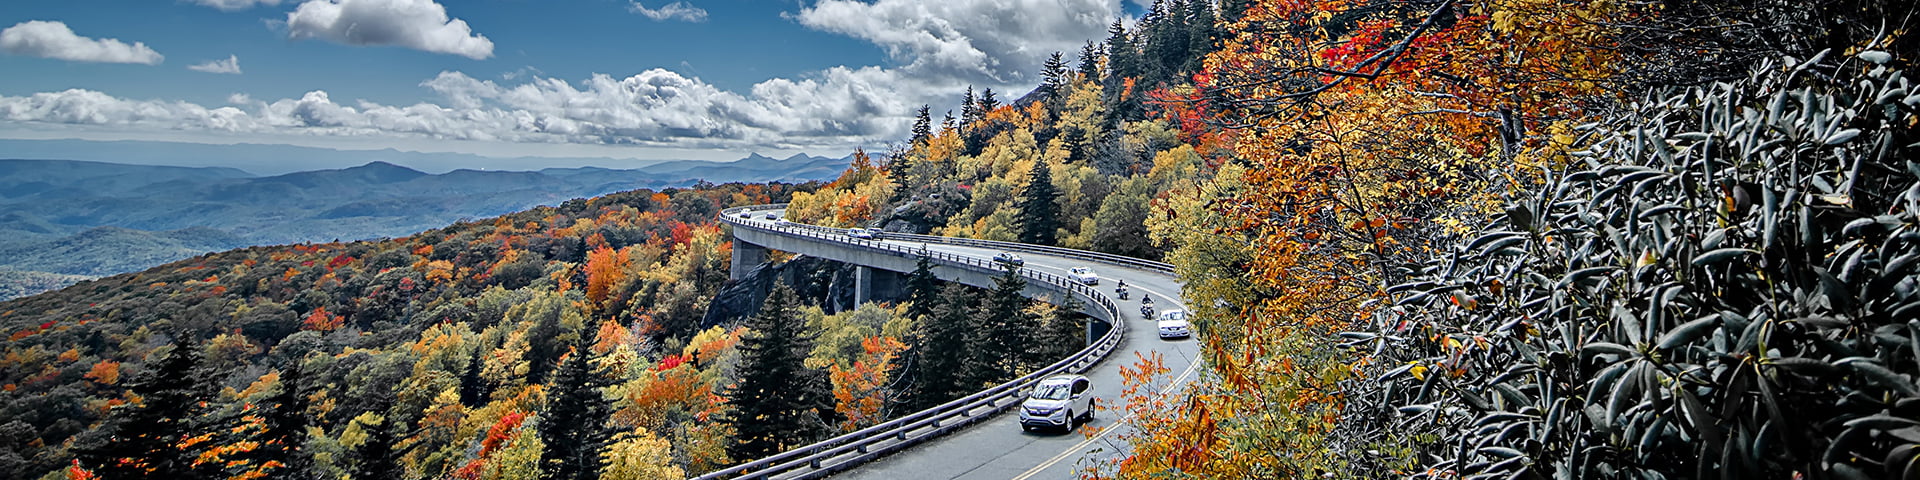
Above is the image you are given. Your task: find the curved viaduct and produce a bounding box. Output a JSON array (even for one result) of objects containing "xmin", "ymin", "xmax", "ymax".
[{"xmin": 706, "ymin": 205, "xmax": 1206, "ymax": 480}]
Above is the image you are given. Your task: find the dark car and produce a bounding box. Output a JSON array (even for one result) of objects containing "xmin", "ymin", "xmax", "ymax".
[{"xmin": 993, "ymin": 252, "xmax": 1024, "ymax": 267}]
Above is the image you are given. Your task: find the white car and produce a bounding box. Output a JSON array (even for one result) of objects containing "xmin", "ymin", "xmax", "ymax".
[
  {"xmin": 1067, "ymin": 267, "xmax": 1099, "ymax": 285},
  {"xmin": 1019, "ymin": 375, "xmax": 1095, "ymax": 432},
  {"xmin": 847, "ymin": 228, "xmax": 876, "ymax": 239},
  {"xmin": 1157, "ymin": 309, "xmax": 1192, "ymax": 339}
]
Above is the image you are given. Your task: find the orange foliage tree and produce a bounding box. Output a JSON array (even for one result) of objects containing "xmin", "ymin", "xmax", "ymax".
[
  {"xmin": 1117, "ymin": 0, "xmax": 1645, "ymax": 477},
  {"xmin": 828, "ymin": 336, "xmax": 906, "ymax": 432},
  {"xmin": 584, "ymin": 245, "xmax": 632, "ymax": 315}
]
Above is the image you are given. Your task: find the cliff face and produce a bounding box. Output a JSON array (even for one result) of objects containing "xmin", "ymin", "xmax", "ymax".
[{"xmin": 702, "ymin": 252, "xmax": 917, "ymax": 328}]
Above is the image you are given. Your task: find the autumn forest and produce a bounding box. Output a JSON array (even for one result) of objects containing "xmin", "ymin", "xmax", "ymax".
[{"xmin": 5, "ymin": 0, "xmax": 1920, "ymax": 478}]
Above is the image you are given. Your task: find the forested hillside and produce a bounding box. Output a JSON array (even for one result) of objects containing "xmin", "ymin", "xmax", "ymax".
[
  {"xmin": 792, "ymin": 0, "xmax": 1920, "ymax": 478},
  {"xmin": 0, "ymin": 184, "xmax": 828, "ymax": 479},
  {"xmin": 0, "ymin": 155, "xmax": 853, "ymax": 300}
]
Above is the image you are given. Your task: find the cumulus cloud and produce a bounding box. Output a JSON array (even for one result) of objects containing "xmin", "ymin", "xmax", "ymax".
[
  {"xmin": 792, "ymin": 0, "xmax": 1116, "ymax": 85},
  {"xmin": 0, "ymin": 0, "xmax": 1131, "ymax": 154},
  {"xmin": 629, "ymin": 2, "xmax": 708, "ymax": 22},
  {"xmin": 0, "ymin": 68, "xmax": 907, "ymax": 150},
  {"xmin": 0, "ymin": 21, "xmax": 164, "ymax": 65},
  {"xmin": 286, "ymin": 0, "xmax": 493, "ymax": 59},
  {"xmin": 188, "ymin": 55, "xmax": 242, "ymax": 74},
  {"xmin": 190, "ymin": 0, "xmax": 283, "ymax": 11}
]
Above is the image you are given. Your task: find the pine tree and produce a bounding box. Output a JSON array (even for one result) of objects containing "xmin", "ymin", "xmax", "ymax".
[
  {"xmin": 539, "ymin": 338, "xmax": 615, "ymax": 480},
  {"xmin": 83, "ymin": 335, "xmax": 217, "ymax": 479},
  {"xmin": 1062, "ymin": 127, "xmax": 1089, "ymax": 163},
  {"xmin": 903, "ymin": 256, "xmax": 941, "ymax": 323},
  {"xmin": 1015, "ymin": 162, "xmax": 1062, "ymax": 246},
  {"xmin": 243, "ymin": 363, "xmax": 314, "ymax": 478},
  {"xmin": 350, "ymin": 416, "xmax": 404, "ymax": 480},
  {"xmin": 460, "ymin": 345, "xmax": 491, "ymax": 407},
  {"xmin": 963, "ymin": 264, "xmax": 1031, "ymax": 388},
  {"xmin": 960, "ymin": 86, "xmax": 979, "ymax": 127},
  {"xmin": 1077, "ymin": 41, "xmax": 1103, "ymax": 81},
  {"xmin": 722, "ymin": 283, "xmax": 828, "ymax": 460},
  {"xmin": 1220, "ymin": 0, "xmax": 1254, "ymax": 24},
  {"xmin": 1040, "ymin": 52, "xmax": 1070, "ymax": 106},
  {"xmin": 904, "ymin": 283, "xmax": 977, "ymax": 411},
  {"xmin": 1185, "ymin": 0, "xmax": 1220, "ymax": 73},
  {"xmin": 890, "ymin": 256, "xmax": 940, "ymax": 412},
  {"xmin": 1034, "ymin": 296, "xmax": 1088, "ymax": 368},
  {"xmin": 978, "ymin": 88, "xmax": 1000, "ymax": 114},
  {"xmin": 910, "ymin": 105, "xmax": 933, "ymax": 146},
  {"xmin": 1102, "ymin": 20, "xmax": 1143, "ymax": 124}
]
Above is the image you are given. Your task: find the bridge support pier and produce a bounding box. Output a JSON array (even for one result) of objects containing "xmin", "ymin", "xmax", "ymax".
[
  {"xmin": 854, "ymin": 266, "xmax": 872, "ymax": 306},
  {"xmin": 731, "ymin": 240, "xmax": 768, "ymax": 280}
]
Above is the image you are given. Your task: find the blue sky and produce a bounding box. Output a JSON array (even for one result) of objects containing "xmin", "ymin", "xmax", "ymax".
[{"xmin": 0, "ymin": 0, "xmax": 1142, "ymax": 170}]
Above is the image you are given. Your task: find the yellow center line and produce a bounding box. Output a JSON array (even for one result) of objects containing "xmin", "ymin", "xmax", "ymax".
[{"xmin": 1009, "ymin": 346, "xmax": 1205, "ymax": 480}]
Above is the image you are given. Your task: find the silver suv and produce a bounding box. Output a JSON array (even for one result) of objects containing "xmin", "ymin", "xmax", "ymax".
[{"xmin": 1018, "ymin": 374, "xmax": 1094, "ymax": 432}]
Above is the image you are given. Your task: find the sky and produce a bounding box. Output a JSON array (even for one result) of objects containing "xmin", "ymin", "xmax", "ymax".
[{"xmin": 0, "ymin": 0, "xmax": 1148, "ymax": 171}]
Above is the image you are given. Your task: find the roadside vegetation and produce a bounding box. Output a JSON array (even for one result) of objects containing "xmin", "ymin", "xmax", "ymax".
[{"xmin": 796, "ymin": 0, "xmax": 1919, "ymax": 478}]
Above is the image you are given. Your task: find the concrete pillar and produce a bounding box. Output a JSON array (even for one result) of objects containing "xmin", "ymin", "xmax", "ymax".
[
  {"xmin": 731, "ymin": 240, "xmax": 768, "ymax": 280},
  {"xmin": 854, "ymin": 265, "xmax": 872, "ymax": 306}
]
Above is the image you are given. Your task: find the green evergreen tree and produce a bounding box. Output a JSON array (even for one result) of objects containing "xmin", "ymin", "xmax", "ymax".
[
  {"xmin": 539, "ymin": 338, "xmax": 615, "ymax": 480},
  {"xmin": 963, "ymin": 264, "xmax": 1031, "ymax": 388},
  {"xmin": 1185, "ymin": 0, "xmax": 1220, "ymax": 73},
  {"xmin": 890, "ymin": 256, "xmax": 944, "ymax": 411},
  {"xmin": 1015, "ymin": 162, "xmax": 1062, "ymax": 246},
  {"xmin": 1076, "ymin": 41, "xmax": 1103, "ymax": 81},
  {"xmin": 1062, "ymin": 127, "xmax": 1090, "ymax": 163},
  {"xmin": 903, "ymin": 256, "xmax": 941, "ymax": 323},
  {"xmin": 960, "ymin": 86, "xmax": 979, "ymax": 127},
  {"xmin": 978, "ymin": 88, "xmax": 1000, "ymax": 114},
  {"xmin": 1034, "ymin": 296, "xmax": 1088, "ymax": 368},
  {"xmin": 82, "ymin": 335, "xmax": 217, "ymax": 479},
  {"xmin": 1040, "ymin": 52, "xmax": 1071, "ymax": 106},
  {"xmin": 905, "ymin": 283, "xmax": 979, "ymax": 411},
  {"xmin": 350, "ymin": 415, "xmax": 404, "ymax": 480},
  {"xmin": 1141, "ymin": 0, "xmax": 1191, "ymax": 86},
  {"xmin": 242, "ymin": 363, "xmax": 314, "ymax": 478},
  {"xmin": 1102, "ymin": 20, "xmax": 1143, "ymax": 124},
  {"xmin": 459, "ymin": 345, "xmax": 491, "ymax": 407},
  {"xmin": 524, "ymin": 300, "xmax": 568, "ymax": 383},
  {"xmin": 1220, "ymin": 0, "xmax": 1254, "ymax": 24},
  {"xmin": 910, "ymin": 105, "xmax": 933, "ymax": 146},
  {"xmin": 722, "ymin": 283, "xmax": 828, "ymax": 460}
]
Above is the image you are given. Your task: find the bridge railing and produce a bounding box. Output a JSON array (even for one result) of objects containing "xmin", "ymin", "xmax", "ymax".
[{"xmin": 698, "ymin": 204, "xmax": 1142, "ymax": 480}]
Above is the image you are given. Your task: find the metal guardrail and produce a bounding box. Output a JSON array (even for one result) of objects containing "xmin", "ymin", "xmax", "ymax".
[{"xmin": 697, "ymin": 204, "xmax": 1154, "ymax": 480}]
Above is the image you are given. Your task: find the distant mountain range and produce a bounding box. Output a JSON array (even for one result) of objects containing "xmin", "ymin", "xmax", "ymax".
[{"xmin": 0, "ymin": 153, "xmax": 851, "ymax": 299}]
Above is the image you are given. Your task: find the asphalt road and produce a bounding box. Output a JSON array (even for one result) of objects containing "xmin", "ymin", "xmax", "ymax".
[{"xmin": 739, "ymin": 212, "xmax": 1206, "ymax": 479}]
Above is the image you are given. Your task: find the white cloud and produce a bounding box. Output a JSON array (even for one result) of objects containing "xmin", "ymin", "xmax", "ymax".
[
  {"xmin": 792, "ymin": 0, "xmax": 1116, "ymax": 85},
  {"xmin": 286, "ymin": 0, "xmax": 493, "ymax": 59},
  {"xmin": 0, "ymin": 67, "xmax": 907, "ymax": 151},
  {"xmin": 190, "ymin": 0, "xmax": 283, "ymax": 11},
  {"xmin": 629, "ymin": 1, "xmax": 708, "ymax": 22},
  {"xmin": 0, "ymin": 0, "xmax": 1131, "ymax": 155},
  {"xmin": 188, "ymin": 55, "xmax": 243, "ymax": 74},
  {"xmin": 0, "ymin": 21, "xmax": 164, "ymax": 65}
]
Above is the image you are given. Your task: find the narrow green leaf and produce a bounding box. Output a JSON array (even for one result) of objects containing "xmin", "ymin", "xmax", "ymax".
[
  {"xmin": 1691, "ymin": 248, "xmax": 1759, "ymax": 266},
  {"xmin": 1657, "ymin": 317, "xmax": 1720, "ymax": 350}
]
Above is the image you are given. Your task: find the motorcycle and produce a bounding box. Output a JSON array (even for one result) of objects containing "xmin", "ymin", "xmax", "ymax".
[
  {"xmin": 1115, "ymin": 285, "xmax": 1129, "ymax": 300},
  {"xmin": 1140, "ymin": 304, "xmax": 1155, "ymax": 319}
]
